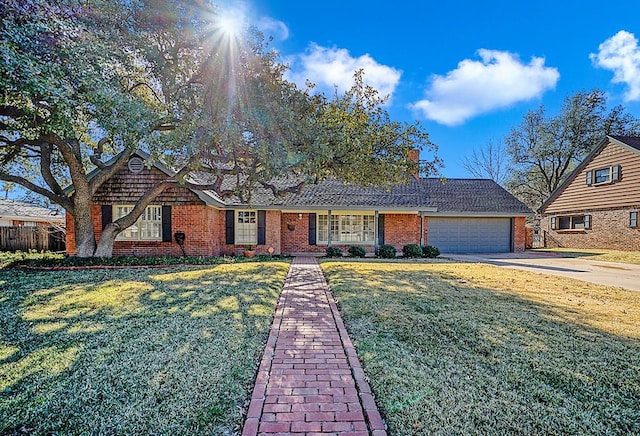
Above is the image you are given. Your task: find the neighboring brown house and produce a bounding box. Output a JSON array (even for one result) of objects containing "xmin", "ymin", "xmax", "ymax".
[
  {"xmin": 66, "ymin": 152, "xmax": 531, "ymax": 256},
  {"xmin": 0, "ymin": 198, "xmax": 65, "ymax": 227},
  {"xmin": 539, "ymin": 135, "xmax": 640, "ymax": 250}
]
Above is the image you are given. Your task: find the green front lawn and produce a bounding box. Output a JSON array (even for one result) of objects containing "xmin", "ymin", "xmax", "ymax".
[
  {"xmin": 322, "ymin": 261, "xmax": 640, "ymax": 435},
  {"xmin": 1, "ymin": 262, "xmax": 288, "ymax": 434},
  {"xmin": 533, "ymin": 247, "xmax": 640, "ymax": 265}
]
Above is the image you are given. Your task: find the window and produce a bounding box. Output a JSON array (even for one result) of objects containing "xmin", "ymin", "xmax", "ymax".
[
  {"xmin": 594, "ymin": 167, "xmax": 611, "ymax": 184},
  {"xmin": 23, "ymin": 221, "xmax": 37, "ymax": 227},
  {"xmin": 317, "ymin": 214, "xmax": 376, "ymax": 244},
  {"xmin": 236, "ymin": 210, "xmax": 257, "ymax": 244},
  {"xmin": 555, "ymin": 215, "xmax": 590, "ymax": 230},
  {"xmin": 115, "ymin": 205, "xmax": 162, "ymax": 240},
  {"xmin": 631, "ymin": 211, "xmax": 638, "ymax": 228}
]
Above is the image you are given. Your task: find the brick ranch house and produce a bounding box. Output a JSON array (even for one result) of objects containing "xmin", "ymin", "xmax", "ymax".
[
  {"xmin": 66, "ymin": 153, "xmax": 531, "ymax": 256},
  {"xmin": 539, "ymin": 135, "xmax": 640, "ymax": 251}
]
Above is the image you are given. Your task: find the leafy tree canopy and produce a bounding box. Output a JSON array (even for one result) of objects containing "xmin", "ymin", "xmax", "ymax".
[
  {"xmin": 465, "ymin": 90, "xmax": 640, "ymax": 211},
  {"xmin": 0, "ymin": 0, "xmax": 440, "ymax": 256}
]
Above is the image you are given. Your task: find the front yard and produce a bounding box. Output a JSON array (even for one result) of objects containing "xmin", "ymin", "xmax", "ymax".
[
  {"xmin": 322, "ymin": 261, "xmax": 640, "ymax": 435},
  {"xmin": 0, "ymin": 262, "xmax": 288, "ymax": 434}
]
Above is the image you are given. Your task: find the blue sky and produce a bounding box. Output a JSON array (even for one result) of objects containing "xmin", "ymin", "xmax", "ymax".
[{"xmin": 221, "ymin": 0, "xmax": 640, "ymax": 178}]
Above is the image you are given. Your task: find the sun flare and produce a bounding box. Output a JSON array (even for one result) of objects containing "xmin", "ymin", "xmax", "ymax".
[{"xmin": 215, "ymin": 8, "xmax": 246, "ymax": 38}]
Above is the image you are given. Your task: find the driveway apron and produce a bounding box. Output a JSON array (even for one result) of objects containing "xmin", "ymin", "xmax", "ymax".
[{"xmin": 242, "ymin": 257, "xmax": 386, "ymax": 435}]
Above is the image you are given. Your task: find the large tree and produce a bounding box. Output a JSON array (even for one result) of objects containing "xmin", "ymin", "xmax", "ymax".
[
  {"xmin": 462, "ymin": 139, "xmax": 509, "ymax": 185},
  {"xmin": 0, "ymin": 0, "xmax": 440, "ymax": 257},
  {"xmin": 504, "ymin": 90, "xmax": 640, "ymax": 210}
]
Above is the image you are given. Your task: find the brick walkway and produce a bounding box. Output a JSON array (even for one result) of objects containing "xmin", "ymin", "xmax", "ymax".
[{"xmin": 242, "ymin": 257, "xmax": 387, "ymax": 436}]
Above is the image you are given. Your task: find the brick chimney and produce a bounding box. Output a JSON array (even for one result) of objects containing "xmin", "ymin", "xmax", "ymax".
[{"xmin": 408, "ymin": 149, "xmax": 420, "ymax": 180}]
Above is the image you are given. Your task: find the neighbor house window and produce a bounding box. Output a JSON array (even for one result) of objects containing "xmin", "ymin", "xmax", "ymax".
[
  {"xmin": 631, "ymin": 211, "xmax": 638, "ymax": 228},
  {"xmin": 115, "ymin": 205, "xmax": 162, "ymax": 240},
  {"xmin": 23, "ymin": 221, "xmax": 37, "ymax": 227},
  {"xmin": 317, "ymin": 213, "xmax": 375, "ymax": 244},
  {"xmin": 594, "ymin": 168, "xmax": 611, "ymax": 184},
  {"xmin": 235, "ymin": 210, "xmax": 257, "ymax": 244},
  {"xmin": 555, "ymin": 215, "xmax": 590, "ymax": 230}
]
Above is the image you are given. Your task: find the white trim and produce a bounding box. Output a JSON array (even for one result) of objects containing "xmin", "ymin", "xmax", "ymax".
[
  {"xmin": 0, "ymin": 213, "xmax": 64, "ymax": 223},
  {"xmin": 424, "ymin": 212, "xmax": 526, "ymax": 218},
  {"xmin": 592, "ymin": 166, "xmax": 613, "ymax": 185},
  {"xmin": 114, "ymin": 205, "xmax": 163, "ymax": 241},
  {"xmin": 235, "ymin": 210, "xmax": 257, "ymax": 245},
  {"xmin": 317, "ymin": 212, "xmax": 376, "ymax": 245}
]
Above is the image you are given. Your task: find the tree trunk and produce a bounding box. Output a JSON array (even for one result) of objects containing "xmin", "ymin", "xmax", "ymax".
[
  {"xmin": 94, "ymin": 224, "xmax": 119, "ymax": 257},
  {"xmin": 74, "ymin": 212, "xmax": 97, "ymax": 257}
]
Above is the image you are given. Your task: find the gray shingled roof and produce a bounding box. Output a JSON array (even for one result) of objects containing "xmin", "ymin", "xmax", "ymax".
[
  {"xmin": 416, "ymin": 178, "xmax": 532, "ymax": 213},
  {"xmin": 219, "ymin": 177, "xmax": 532, "ymax": 214},
  {"xmin": 0, "ymin": 199, "xmax": 64, "ymax": 221},
  {"xmin": 96, "ymin": 151, "xmax": 531, "ymax": 215}
]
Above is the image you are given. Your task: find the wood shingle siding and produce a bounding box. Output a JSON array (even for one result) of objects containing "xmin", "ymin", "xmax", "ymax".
[
  {"xmin": 545, "ymin": 140, "xmax": 640, "ymax": 214},
  {"xmin": 92, "ymin": 166, "xmax": 204, "ymax": 205}
]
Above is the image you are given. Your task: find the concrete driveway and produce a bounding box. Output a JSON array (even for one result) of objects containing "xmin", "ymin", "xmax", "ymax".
[{"xmin": 443, "ymin": 251, "xmax": 640, "ymax": 291}]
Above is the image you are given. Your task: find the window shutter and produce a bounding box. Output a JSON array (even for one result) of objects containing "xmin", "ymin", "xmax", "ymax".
[
  {"xmin": 612, "ymin": 165, "xmax": 620, "ymax": 182},
  {"xmin": 378, "ymin": 214, "xmax": 385, "ymax": 245},
  {"xmin": 308, "ymin": 213, "xmax": 316, "ymax": 245},
  {"xmin": 551, "ymin": 216, "xmax": 556, "ymax": 230},
  {"xmin": 257, "ymin": 210, "xmax": 266, "ymax": 245},
  {"xmin": 584, "ymin": 214, "xmax": 591, "ymax": 230},
  {"xmin": 631, "ymin": 212, "xmax": 638, "ymax": 228},
  {"xmin": 101, "ymin": 205, "xmax": 112, "ymax": 230},
  {"xmin": 225, "ymin": 210, "xmax": 235, "ymax": 245},
  {"xmin": 585, "ymin": 170, "xmax": 592, "ymax": 186},
  {"xmin": 162, "ymin": 206, "xmax": 172, "ymax": 242}
]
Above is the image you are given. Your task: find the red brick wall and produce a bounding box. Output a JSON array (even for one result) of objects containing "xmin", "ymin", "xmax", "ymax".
[
  {"xmin": 219, "ymin": 209, "xmax": 283, "ymax": 256},
  {"xmin": 67, "ymin": 204, "xmax": 220, "ymax": 256},
  {"xmin": 541, "ymin": 208, "xmax": 640, "ymax": 250},
  {"xmin": 513, "ymin": 216, "xmax": 526, "ymax": 252},
  {"xmin": 281, "ymin": 212, "xmax": 326, "ymax": 254},
  {"xmin": 384, "ymin": 214, "xmax": 421, "ymax": 251}
]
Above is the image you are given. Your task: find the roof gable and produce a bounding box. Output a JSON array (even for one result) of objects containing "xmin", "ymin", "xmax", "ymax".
[{"xmin": 540, "ymin": 135, "xmax": 640, "ymax": 213}]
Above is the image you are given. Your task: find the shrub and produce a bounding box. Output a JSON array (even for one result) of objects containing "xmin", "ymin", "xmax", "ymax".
[
  {"xmin": 402, "ymin": 244, "xmax": 423, "ymax": 258},
  {"xmin": 348, "ymin": 246, "xmax": 367, "ymax": 258},
  {"xmin": 378, "ymin": 244, "xmax": 397, "ymax": 258},
  {"xmin": 325, "ymin": 246, "xmax": 343, "ymax": 257},
  {"xmin": 423, "ymin": 245, "xmax": 441, "ymax": 258}
]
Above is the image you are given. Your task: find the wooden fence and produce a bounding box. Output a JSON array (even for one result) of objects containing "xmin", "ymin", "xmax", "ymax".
[{"xmin": 0, "ymin": 226, "xmax": 66, "ymax": 252}]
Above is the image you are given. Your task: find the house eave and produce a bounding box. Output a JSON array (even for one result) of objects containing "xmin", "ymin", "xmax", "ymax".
[
  {"xmin": 0, "ymin": 214, "xmax": 65, "ymax": 223},
  {"xmin": 424, "ymin": 211, "xmax": 530, "ymax": 218}
]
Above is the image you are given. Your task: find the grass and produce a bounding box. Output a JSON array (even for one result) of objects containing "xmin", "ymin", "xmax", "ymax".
[
  {"xmin": 0, "ymin": 261, "xmax": 289, "ymax": 435},
  {"xmin": 533, "ymin": 247, "xmax": 640, "ymax": 265},
  {"xmin": 322, "ymin": 260, "xmax": 640, "ymax": 435}
]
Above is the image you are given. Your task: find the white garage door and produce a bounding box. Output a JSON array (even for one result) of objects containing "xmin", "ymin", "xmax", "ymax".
[{"xmin": 427, "ymin": 217, "xmax": 512, "ymax": 253}]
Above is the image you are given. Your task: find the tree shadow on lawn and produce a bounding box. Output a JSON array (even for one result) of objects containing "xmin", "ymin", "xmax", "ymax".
[
  {"xmin": 322, "ymin": 262, "xmax": 640, "ymax": 436},
  {"xmin": 0, "ymin": 262, "xmax": 289, "ymax": 435}
]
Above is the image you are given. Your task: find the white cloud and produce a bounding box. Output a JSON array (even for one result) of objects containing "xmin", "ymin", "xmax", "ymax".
[
  {"xmin": 411, "ymin": 50, "xmax": 560, "ymax": 126},
  {"xmin": 257, "ymin": 16, "xmax": 289, "ymax": 41},
  {"xmin": 591, "ymin": 30, "xmax": 640, "ymax": 101},
  {"xmin": 285, "ymin": 44, "xmax": 402, "ymax": 99}
]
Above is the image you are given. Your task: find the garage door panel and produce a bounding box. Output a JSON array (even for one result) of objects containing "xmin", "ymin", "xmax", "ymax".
[{"xmin": 428, "ymin": 218, "xmax": 511, "ymax": 253}]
